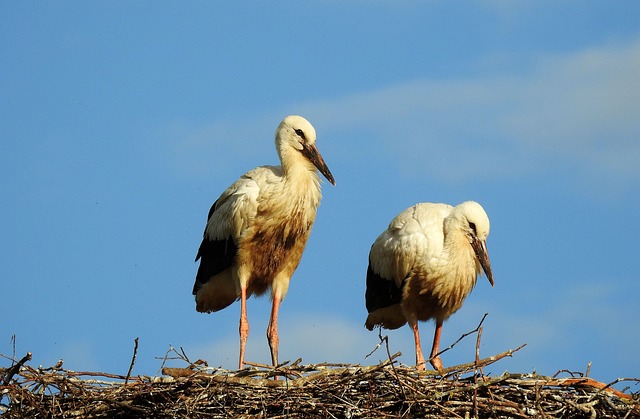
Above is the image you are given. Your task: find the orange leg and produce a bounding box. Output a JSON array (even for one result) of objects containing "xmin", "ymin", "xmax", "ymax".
[
  {"xmin": 410, "ymin": 320, "xmax": 426, "ymax": 371},
  {"xmin": 266, "ymin": 295, "xmax": 281, "ymax": 367},
  {"xmin": 429, "ymin": 319, "xmax": 444, "ymax": 371},
  {"xmin": 238, "ymin": 286, "xmax": 249, "ymax": 370}
]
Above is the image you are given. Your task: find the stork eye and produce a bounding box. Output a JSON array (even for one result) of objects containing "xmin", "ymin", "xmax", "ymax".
[
  {"xmin": 294, "ymin": 129, "xmax": 306, "ymax": 140},
  {"xmin": 469, "ymin": 222, "xmax": 477, "ymax": 234}
]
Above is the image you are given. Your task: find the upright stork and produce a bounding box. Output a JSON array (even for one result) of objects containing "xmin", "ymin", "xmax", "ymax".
[
  {"xmin": 193, "ymin": 115, "xmax": 335, "ymax": 369},
  {"xmin": 365, "ymin": 201, "xmax": 493, "ymax": 371}
]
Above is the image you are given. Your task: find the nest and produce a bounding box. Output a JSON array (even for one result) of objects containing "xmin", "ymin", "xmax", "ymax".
[{"xmin": 2, "ymin": 342, "xmax": 639, "ymax": 418}]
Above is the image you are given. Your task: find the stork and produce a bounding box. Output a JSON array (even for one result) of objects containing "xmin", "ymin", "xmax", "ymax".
[
  {"xmin": 365, "ymin": 201, "xmax": 493, "ymax": 371},
  {"xmin": 193, "ymin": 115, "xmax": 335, "ymax": 369}
]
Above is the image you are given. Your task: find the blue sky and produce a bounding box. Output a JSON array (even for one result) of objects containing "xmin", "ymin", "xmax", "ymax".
[{"xmin": 2, "ymin": 2, "xmax": 639, "ymax": 388}]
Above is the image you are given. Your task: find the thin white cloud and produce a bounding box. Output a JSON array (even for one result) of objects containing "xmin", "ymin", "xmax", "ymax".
[
  {"xmin": 306, "ymin": 38, "xmax": 640, "ymax": 184},
  {"xmin": 500, "ymin": 41, "xmax": 640, "ymax": 171},
  {"xmin": 163, "ymin": 36, "xmax": 640, "ymax": 187}
]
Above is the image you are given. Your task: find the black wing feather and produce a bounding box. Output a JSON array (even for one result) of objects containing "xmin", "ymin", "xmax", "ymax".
[
  {"xmin": 365, "ymin": 256, "xmax": 404, "ymax": 313},
  {"xmin": 192, "ymin": 199, "xmax": 237, "ymax": 295}
]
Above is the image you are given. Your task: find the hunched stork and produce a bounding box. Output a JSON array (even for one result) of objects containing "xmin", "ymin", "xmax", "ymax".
[
  {"xmin": 365, "ymin": 201, "xmax": 493, "ymax": 371},
  {"xmin": 193, "ymin": 115, "xmax": 335, "ymax": 369}
]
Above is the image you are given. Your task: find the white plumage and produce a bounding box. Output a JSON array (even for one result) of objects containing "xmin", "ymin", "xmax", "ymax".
[
  {"xmin": 365, "ymin": 201, "xmax": 493, "ymax": 371},
  {"xmin": 193, "ymin": 115, "xmax": 335, "ymax": 369}
]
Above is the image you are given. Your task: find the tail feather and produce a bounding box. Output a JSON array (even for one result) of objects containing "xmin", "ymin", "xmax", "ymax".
[
  {"xmin": 365, "ymin": 306, "xmax": 407, "ymax": 330},
  {"xmin": 194, "ymin": 269, "xmax": 238, "ymax": 313}
]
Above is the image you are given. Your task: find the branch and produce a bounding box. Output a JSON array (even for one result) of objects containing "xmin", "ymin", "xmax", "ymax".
[
  {"xmin": 364, "ymin": 327, "xmax": 388, "ymax": 359},
  {"xmin": 380, "ymin": 328, "xmax": 406, "ymax": 400},
  {"xmin": 429, "ymin": 313, "xmax": 488, "ymax": 365},
  {"xmin": 2, "ymin": 351, "xmax": 32, "ymax": 385},
  {"xmin": 124, "ymin": 337, "xmax": 139, "ymax": 386},
  {"xmin": 424, "ymin": 344, "xmax": 527, "ymax": 377}
]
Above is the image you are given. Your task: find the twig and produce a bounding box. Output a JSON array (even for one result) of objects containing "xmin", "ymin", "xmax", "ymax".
[
  {"xmin": 429, "ymin": 313, "xmax": 488, "ymax": 365},
  {"xmin": 179, "ymin": 346, "xmax": 193, "ymax": 365},
  {"xmin": 62, "ymin": 370, "xmax": 141, "ymax": 380},
  {"xmin": 594, "ymin": 377, "xmax": 640, "ymax": 401},
  {"xmin": 475, "ymin": 325, "xmax": 483, "ymax": 373},
  {"xmin": 10, "ymin": 335, "xmax": 16, "ymax": 360},
  {"xmin": 380, "ymin": 328, "xmax": 406, "ymax": 400},
  {"xmin": 473, "ymin": 325, "xmax": 483, "ymax": 418},
  {"xmin": 507, "ymin": 375, "xmax": 638, "ymax": 401},
  {"xmin": 2, "ymin": 351, "xmax": 32, "ymax": 385},
  {"xmin": 363, "ymin": 328, "xmax": 407, "ymax": 399},
  {"xmin": 433, "ymin": 344, "xmax": 527, "ymax": 376},
  {"xmin": 157, "ymin": 344, "xmax": 174, "ymax": 371},
  {"xmin": 365, "ymin": 327, "xmax": 388, "ymax": 359},
  {"xmin": 124, "ymin": 337, "xmax": 139, "ymax": 386}
]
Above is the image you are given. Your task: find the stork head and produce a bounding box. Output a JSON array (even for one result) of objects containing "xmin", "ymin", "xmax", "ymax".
[
  {"xmin": 454, "ymin": 201, "xmax": 494, "ymax": 286},
  {"xmin": 276, "ymin": 115, "xmax": 336, "ymax": 185}
]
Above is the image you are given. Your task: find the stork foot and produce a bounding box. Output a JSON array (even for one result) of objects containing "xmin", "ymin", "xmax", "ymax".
[{"xmin": 429, "ymin": 356, "xmax": 444, "ymax": 372}]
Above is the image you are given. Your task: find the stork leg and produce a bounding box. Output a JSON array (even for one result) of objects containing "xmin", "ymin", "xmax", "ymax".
[
  {"xmin": 410, "ymin": 319, "xmax": 426, "ymax": 371},
  {"xmin": 266, "ymin": 295, "xmax": 281, "ymax": 367},
  {"xmin": 429, "ymin": 319, "xmax": 444, "ymax": 371},
  {"xmin": 238, "ymin": 285, "xmax": 250, "ymax": 370}
]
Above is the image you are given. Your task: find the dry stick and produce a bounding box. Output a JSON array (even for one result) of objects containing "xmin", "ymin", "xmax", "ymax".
[
  {"xmin": 432, "ymin": 344, "xmax": 527, "ymax": 377},
  {"xmin": 10, "ymin": 334, "xmax": 16, "ymax": 360},
  {"xmin": 65, "ymin": 370, "xmax": 135, "ymax": 380},
  {"xmin": 179, "ymin": 347, "xmax": 193, "ymax": 365},
  {"xmin": 158, "ymin": 345, "xmax": 175, "ymax": 371},
  {"xmin": 363, "ymin": 328, "xmax": 408, "ymax": 400},
  {"xmin": 505, "ymin": 375, "xmax": 638, "ymax": 402},
  {"xmin": 380, "ymin": 328, "xmax": 407, "ymax": 400},
  {"xmin": 243, "ymin": 359, "xmax": 299, "ymax": 380},
  {"xmin": 2, "ymin": 351, "xmax": 32, "ymax": 385},
  {"xmin": 428, "ymin": 312, "xmax": 489, "ymax": 367},
  {"xmin": 473, "ymin": 325, "xmax": 483, "ymax": 419},
  {"xmin": 364, "ymin": 328, "xmax": 388, "ymax": 359},
  {"xmin": 475, "ymin": 325, "xmax": 483, "ymax": 375},
  {"xmin": 596, "ymin": 377, "xmax": 640, "ymax": 398},
  {"xmin": 124, "ymin": 337, "xmax": 139, "ymax": 386}
]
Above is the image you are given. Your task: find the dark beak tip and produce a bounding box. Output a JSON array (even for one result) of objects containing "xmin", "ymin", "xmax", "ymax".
[{"xmin": 320, "ymin": 168, "xmax": 336, "ymax": 186}]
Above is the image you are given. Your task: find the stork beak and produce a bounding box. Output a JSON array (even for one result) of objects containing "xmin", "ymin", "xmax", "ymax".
[
  {"xmin": 302, "ymin": 143, "xmax": 336, "ymax": 186},
  {"xmin": 471, "ymin": 238, "xmax": 494, "ymax": 286}
]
